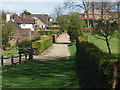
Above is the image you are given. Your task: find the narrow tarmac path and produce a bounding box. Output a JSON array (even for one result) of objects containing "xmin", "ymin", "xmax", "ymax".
[{"xmin": 34, "ymin": 32, "xmax": 71, "ymax": 61}]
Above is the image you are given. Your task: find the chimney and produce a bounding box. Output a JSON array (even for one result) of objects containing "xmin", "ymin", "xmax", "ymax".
[
  {"xmin": 23, "ymin": 14, "xmax": 26, "ymax": 18},
  {"xmin": 6, "ymin": 12, "xmax": 10, "ymax": 22}
]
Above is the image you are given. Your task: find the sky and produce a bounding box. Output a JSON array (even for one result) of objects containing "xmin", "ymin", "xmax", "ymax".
[{"xmin": 0, "ymin": 2, "xmax": 64, "ymax": 15}]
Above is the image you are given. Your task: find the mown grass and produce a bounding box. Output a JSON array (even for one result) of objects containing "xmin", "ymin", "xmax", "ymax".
[
  {"xmin": 3, "ymin": 49, "xmax": 19, "ymax": 57},
  {"xmin": 83, "ymin": 32, "xmax": 118, "ymax": 57},
  {"xmin": 2, "ymin": 44, "xmax": 80, "ymax": 88}
]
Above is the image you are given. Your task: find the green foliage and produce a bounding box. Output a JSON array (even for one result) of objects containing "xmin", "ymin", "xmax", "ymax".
[
  {"xmin": 84, "ymin": 32, "xmax": 118, "ymax": 56},
  {"xmin": 57, "ymin": 13, "xmax": 83, "ymax": 42},
  {"xmin": 17, "ymin": 40, "xmax": 32, "ymax": 54},
  {"xmin": 2, "ymin": 21, "xmax": 15, "ymax": 49},
  {"xmin": 31, "ymin": 36, "xmax": 41, "ymax": 42},
  {"xmin": 2, "ymin": 11, "xmax": 6, "ymax": 22},
  {"xmin": 20, "ymin": 10, "xmax": 31, "ymax": 17},
  {"xmin": 93, "ymin": 20, "xmax": 119, "ymax": 55},
  {"xmin": 32, "ymin": 37, "xmax": 52, "ymax": 54},
  {"xmin": 67, "ymin": 13, "xmax": 83, "ymax": 42},
  {"xmin": 38, "ymin": 31, "xmax": 58, "ymax": 36},
  {"xmin": 76, "ymin": 36, "xmax": 116, "ymax": 88},
  {"xmin": 94, "ymin": 20, "xmax": 118, "ymax": 37},
  {"xmin": 57, "ymin": 14, "xmax": 70, "ymax": 32}
]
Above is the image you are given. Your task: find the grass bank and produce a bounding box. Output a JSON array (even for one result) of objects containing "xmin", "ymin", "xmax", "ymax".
[{"xmin": 83, "ymin": 32, "xmax": 118, "ymax": 57}]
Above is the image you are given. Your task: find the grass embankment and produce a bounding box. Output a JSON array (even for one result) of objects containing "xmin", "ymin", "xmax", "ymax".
[
  {"xmin": 83, "ymin": 32, "xmax": 118, "ymax": 57},
  {"xmin": 2, "ymin": 44, "xmax": 81, "ymax": 88}
]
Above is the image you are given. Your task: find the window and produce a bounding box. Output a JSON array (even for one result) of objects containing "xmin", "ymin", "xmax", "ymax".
[
  {"xmin": 98, "ymin": 14, "xmax": 101, "ymax": 17},
  {"xmin": 12, "ymin": 15, "xmax": 15, "ymax": 19}
]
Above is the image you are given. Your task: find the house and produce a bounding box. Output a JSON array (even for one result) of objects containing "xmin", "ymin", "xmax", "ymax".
[
  {"xmin": 80, "ymin": 9, "xmax": 110, "ymax": 27},
  {"xmin": 26, "ymin": 14, "xmax": 53, "ymax": 28},
  {"xmin": 9, "ymin": 13, "xmax": 36, "ymax": 31},
  {"xmin": 109, "ymin": 12, "xmax": 119, "ymax": 23}
]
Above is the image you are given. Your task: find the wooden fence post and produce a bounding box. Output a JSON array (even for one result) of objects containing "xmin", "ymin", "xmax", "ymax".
[
  {"xmin": 11, "ymin": 55, "xmax": 14, "ymax": 66},
  {"xmin": 1, "ymin": 55, "xmax": 3, "ymax": 70},
  {"xmin": 31, "ymin": 48, "xmax": 33, "ymax": 60},
  {"xmin": 29, "ymin": 53, "xmax": 31, "ymax": 60},
  {"xmin": 25, "ymin": 54, "xmax": 27, "ymax": 61},
  {"xmin": 19, "ymin": 53, "xmax": 21, "ymax": 64}
]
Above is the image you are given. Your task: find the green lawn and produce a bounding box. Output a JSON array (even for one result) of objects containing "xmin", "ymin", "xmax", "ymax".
[
  {"xmin": 83, "ymin": 32, "xmax": 118, "ymax": 56},
  {"xmin": 2, "ymin": 44, "xmax": 81, "ymax": 88},
  {"xmin": 3, "ymin": 49, "xmax": 19, "ymax": 58}
]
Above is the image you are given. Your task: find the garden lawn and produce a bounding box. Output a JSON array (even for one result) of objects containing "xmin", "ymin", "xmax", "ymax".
[
  {"xmin": 84, "ymin": 32, "xmax": 118, "ymax": 56},
  {"xmin": 2, "ymin": 44, "xmax": 80, "ymax": 88},
  {"xmin": 3, "ymin": 49, "xmax": 19, "ymax": 57}
]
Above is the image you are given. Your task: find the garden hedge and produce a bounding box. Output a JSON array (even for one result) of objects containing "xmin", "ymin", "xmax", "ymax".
[
  {"xmin": 32, "ymin": 37, "xmax": 52, "ymax": 54},
  {"xmin": 76, "ymin": 36, "xmax": 116, "ymax": 88},
  {"xmin": 38, "ymin": 31, "xmax": 59, "ymax": 36}
]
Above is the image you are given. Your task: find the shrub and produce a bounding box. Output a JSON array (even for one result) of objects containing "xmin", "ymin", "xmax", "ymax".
[
  {"xmin": 76, "ymin": 36, "xmax": 115, "ymax": 88},
  {"xmin": 17, "ymin": 40, "xmax": 32, "ymax": 54},
  {"xmin": 38, "ymin": 31, "xmax": 59, "ymax": 36},
  {"xmin": 31, "ymin": 36, "xmax": 41, "ymax": 42},
  {"xmin": 32, "ymin": 37, "xmax": 52, "ymax": 54}
]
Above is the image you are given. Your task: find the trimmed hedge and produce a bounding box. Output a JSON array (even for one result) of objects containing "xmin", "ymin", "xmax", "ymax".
[
  {"xmin": 32, "ymin": 37, "xmax": 52, "ymax": 54},
  {"xmin": 76, "ymin": 36, "xmax": 116, "ymax": 88},
  {"xmin": 38, "ymin": 31, "xmax": 59, "ymax": 36}
]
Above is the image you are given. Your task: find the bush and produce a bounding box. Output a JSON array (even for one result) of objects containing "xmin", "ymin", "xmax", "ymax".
[
  {"xmin": 17, "ymin": 40, "xmax": 32, "ymax": 54},
  {"xmin": 32, "ymin": 37, "xmax": 52, "ymax": 54},
  {"xmin": 31, "ymin": 36, "xmax": 41, "ymax": 42},
  {"xmin": 76, "ymin": 36, "xmax": 115, "ymax": 88},
  {"xmin": 38, "ymin": 31, "xmax": 59, "ymax": 36}
]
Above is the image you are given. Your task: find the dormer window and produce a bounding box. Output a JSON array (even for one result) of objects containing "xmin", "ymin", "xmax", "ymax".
[{"xmin": 12, "ymin": 15, "xmax": 15, "ymax": 19}]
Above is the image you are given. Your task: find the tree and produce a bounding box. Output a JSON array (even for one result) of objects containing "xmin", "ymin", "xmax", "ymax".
[
  {"xmin": 57, "ymin": 14, "xmax": 70, "ymax": 32},
  {"xmin": 67, "ymin": 13, "xmax": 83, "ymax": 42},
  {"xmin": 20, "ymin": 10, "xmax": 31, "ymax": 17},
  {"xmin": 57, "ymin": 12, "xmax": 83, "ymax": 42},
  {"xmin": 64, "ymin": 0, "xmax": 90, "ymax": 28},
  {"xmin": 93, "ymin": 20, "xmax": 118, "ymax": 55},
  {"xmin": 1, "ymin": 11, "xmax": 6, "ymax": 23},
  {"xmin": 2, "ymin": 21, "xmax": 15, "ymax": 49},
  {"xmin": 52, "ymin": 5, "xmax": 63, "ymax": 20}
]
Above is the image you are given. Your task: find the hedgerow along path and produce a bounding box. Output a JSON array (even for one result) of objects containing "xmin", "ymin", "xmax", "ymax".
[{"xmin": 34, "ymin": 32, "xmax": 71, "ymax": 61}]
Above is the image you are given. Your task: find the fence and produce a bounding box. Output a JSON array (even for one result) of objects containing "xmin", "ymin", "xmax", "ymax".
[{"xmin": 1, "ymin": 47, "xmax": 38, "ymax": 70}]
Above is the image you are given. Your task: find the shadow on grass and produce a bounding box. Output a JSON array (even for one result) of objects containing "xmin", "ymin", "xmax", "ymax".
[
  {"xmin": 75, "ymin": 39, "xmax": 115, "ymax": 88},
  {"xmin": 2, "ymin": 56, "xmax": 80, "ymax": 88}
]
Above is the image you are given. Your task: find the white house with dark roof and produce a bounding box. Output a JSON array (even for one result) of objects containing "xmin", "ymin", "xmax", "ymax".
[
  {"xmin": 26, "ymin": 14, "xmax": 53, "ymax": 28},
  {"xmin": 6, "ymin": 13, "xmax": 36, "ymax": 31}
]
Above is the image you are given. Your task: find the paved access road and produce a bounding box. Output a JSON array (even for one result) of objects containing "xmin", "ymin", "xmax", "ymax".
[{"xmin": 34, "ymin": 32, "xmax": 71, "ymax": 61}]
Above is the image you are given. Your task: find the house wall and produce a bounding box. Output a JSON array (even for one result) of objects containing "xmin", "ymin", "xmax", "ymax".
[
  {"xmin": 35, "ymin": 18, "xmax": 46, "ymax": 28},
  {"xmin": 6, "ymin": 13, "xmax": 10, "ymax": 22},
  {"xmin": 20, "ymin": 24, "xmax": 34, "ymax": 31}
]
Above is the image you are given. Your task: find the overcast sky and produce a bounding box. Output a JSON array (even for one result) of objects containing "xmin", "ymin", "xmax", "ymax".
[{"xmin": 0, "ymin": 2, "xmax": 64, "ymax": 15}]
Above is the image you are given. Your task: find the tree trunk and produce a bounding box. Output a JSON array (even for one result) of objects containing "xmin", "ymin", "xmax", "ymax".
[
  {"xmin": 87, "ymin": 11, "xmax": 89, "ymax": 28},
  {"xmin": 101, "ymin": 1, "xmax": 104, "ymax": 19},
  {"xmin": 118, "ymin": 1, "xmax": 120, "ymax": 23},
  {"xmin": 92, "ymin": 1, "xmax": 95, "ymax": 28},
  {"xmin": 105, "ymin": 37, "xmax": 111, "ymax": 55}
]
